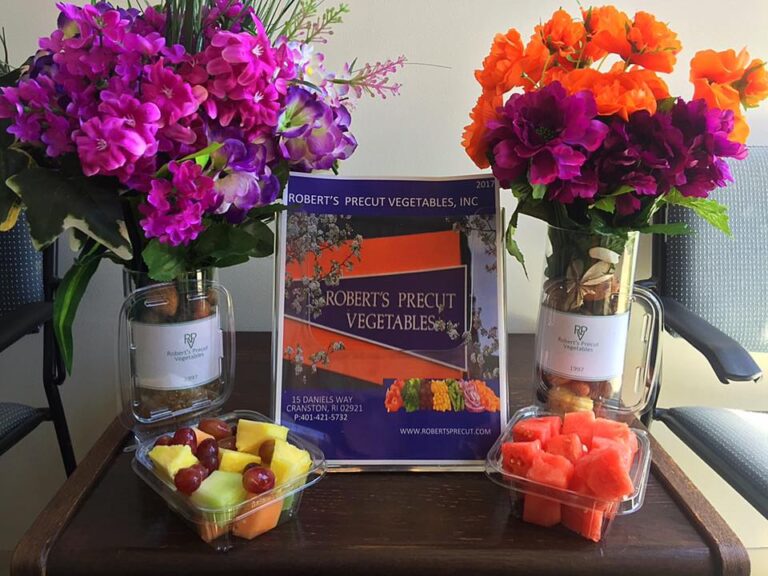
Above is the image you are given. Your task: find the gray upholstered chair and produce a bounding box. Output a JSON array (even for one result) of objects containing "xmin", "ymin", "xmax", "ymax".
[
  {"xmin": 0, "ymin": 213, "xmax": 76, "ymax": 475},
  {"xmin": 647, "ymin": 146, "xmax": 767, "ymax": 517}
]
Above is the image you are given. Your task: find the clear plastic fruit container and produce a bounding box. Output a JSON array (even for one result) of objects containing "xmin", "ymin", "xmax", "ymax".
[
  {"xmin": 485, "ymin": 405, "xmax": 651, "ymax": 543},
  {"xmin": 132, "ymin": 410, "xmax": 327, "ymax": 551}
]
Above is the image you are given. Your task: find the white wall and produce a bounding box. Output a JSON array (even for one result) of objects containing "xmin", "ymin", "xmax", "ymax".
[{"xmin": 1, "ymin": 0, "xmax": 768, "ymax": 561}]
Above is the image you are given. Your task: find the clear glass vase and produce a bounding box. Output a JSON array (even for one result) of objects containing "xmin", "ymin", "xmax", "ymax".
[
  {"xmin": 118, "ymin": 267, "xmax": 235, "ymax": 425},
  {"xmin": 534, "ymin": 226, "xmax": 660, "ymax": 417}
]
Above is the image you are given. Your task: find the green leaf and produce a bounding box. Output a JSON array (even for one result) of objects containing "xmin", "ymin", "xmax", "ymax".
[
  {"xmin": 195, "ymin": 220, "xmax": 274, "ymax": 266},
  {"xmin": 505, "ymin": 221, "xmax": 527, "ymax": 278},
  {"xmin": 531, "ymin": 183, "xmax": 547, "ymax": 200},
  {"xmin": 0, "ymin": 148, "xmax": 33, "ymax": 230},
  {"xmin": 142, "ymin": 240, "xmax": 188, "ymax": 282},
  {"xmin": 662, "ymin": 188, "xmax": 732, "ymax": 236},
  {"xmin": 155, "ymin": 141, "xmax": 223, "ymax": 177},
  {"xmin": 639, "ymin": 222, "xmax": 692, "ymax": 235},
  {"xmin": 54, "ymin": 241, "xmax": 106, "ymax": 374},
  {"xmin": 246, "ymin": 203, "xmax": 286, "ymax": 220},
  {"xmin": 7, "ymin": 167, "xmax": 132, "ymax": 258},
  {"xmin": 509, "ymin": 180, "xmax": 532, "ymax": 199},
  {"xmin": 657, "ymin": 97, "xmax": 676, "ymax": 113},
  {"xmin": 591, "ymin": 196, "xmax": 616, "ymax": 214}
]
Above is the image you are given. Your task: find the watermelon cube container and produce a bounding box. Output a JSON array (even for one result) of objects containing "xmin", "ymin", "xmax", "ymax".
[
  {"xmin": 118, "ymin": 282, "xmax": 326, "ymax": 552},
  {"xmin": 485, "ymin": 405, "xmax": 651, "ymax": 543}
]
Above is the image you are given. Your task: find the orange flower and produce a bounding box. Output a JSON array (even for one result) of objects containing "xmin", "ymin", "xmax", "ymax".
[
  {"xmin": 590, "ymin": 10, "xmax": 681, "ymax": 73},
  {"xmin": 738, "ymin": 59, "xmax": 768, "ymax": 108},
  {"xmin": 559, "ymin": 66, "xmax": 668, "ymax": 120},
  {"xmin": 536, "ymin": 9, "xmax": 587, "ymax": 66},
  {"xmin": 520, "ymin": 34, "xmax": 549, "ymax": 90},
  {"xmin": 462, "ymin": 91, "xmax": 502, "ymax": 169},
  {"xmin": 690, "ymin": 48, "xmax": 750, "ymax": 84},
  {"xmin": 626, "ymin": 12, "xmax": 681, "ymax": 73},
  {"xmin": 692, "ymin": 79, "xmax": 749, "ymax": 143},
  {"xmin": 474, "ymin": 28, "xmax": 525, "ymax": 95},
  {"xmin": 583, "ymin": 5, "xmax": 631, "ymax": 62}
]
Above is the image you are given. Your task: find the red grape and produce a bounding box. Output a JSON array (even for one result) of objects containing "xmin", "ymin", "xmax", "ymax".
[
  {"xmin": 199, "ymin": 454, "xmax": 219, "ymax": 475},
  {"xmin": 191, "ymin": 463, "xmax": 210, "ymax": 480},
  {"xmin": 172, "ymin": 427, "xmax": 197, "ymax": 453},
  {"xmin": 217, "ymin": 436, "xmax": 236, "ymax": 450},
  {"xmin": 243, "ymin": 462, "xmax": 259, "ymax": 473},
  {"xmin": 197, "ymin": 438, "xmax": 218, "ymax": 461},
  {"xmin": 242, "ymin": 466, "xmax": 275, "ymax": 494},
  {"xmin": 154, "ymin": 435, "xmax": 173, "ymax": 448},
  {"xmin": 198, "ymin": 418, "xmax": 231, "ymax": 440},
  {"xmin": 174, "ymin": 466, "xmax": 204, "ymax": 494}
]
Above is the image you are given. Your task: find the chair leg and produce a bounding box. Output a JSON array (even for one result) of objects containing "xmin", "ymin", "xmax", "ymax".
[{"xmin": 43, "ymin": 319, "xmax": 77, "ymax": 476}]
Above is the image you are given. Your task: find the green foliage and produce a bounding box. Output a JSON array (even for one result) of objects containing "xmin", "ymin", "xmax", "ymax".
[
  {"xmin": 0, "ymin": 147, "xmax": 33, "ymax": 230},
  {"xmin": 142, "ymin": 240, "xmax": 188, "ymax": 281},
  {"xmin": 54, "ymin": 241, "xmax": 107, "ymax": 374},
  {"xmin": 7, "ymin": 166, "xmax": 132, "ymax": 258},
  {"xmin": 661, "ymin": 188, "xmax": 732, "ymax": 236}
]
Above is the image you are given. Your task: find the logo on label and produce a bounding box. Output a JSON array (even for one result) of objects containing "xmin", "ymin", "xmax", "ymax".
[
  {"xmin": 184, "ymin": 332, "xmax": 197, "ymax": 348},
  {"xmin": 574, "ymin": 325, "xmax": 588, "ymax": 341}
]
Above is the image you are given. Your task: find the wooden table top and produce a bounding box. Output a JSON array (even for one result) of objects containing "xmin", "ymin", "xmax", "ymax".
[{"xmin": 12, "ymin": 333, "xmax": 749, "ymax": 576}]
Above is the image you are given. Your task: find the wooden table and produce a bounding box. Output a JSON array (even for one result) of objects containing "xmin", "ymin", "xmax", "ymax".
[{"xmin": 12, "ymin": 334, "xmax": 750, "ymax": 576}]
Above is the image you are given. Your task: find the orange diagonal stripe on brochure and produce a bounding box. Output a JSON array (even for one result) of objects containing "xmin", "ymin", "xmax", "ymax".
[
  {"xmin": 285, "ymin": 230, "xmax": 463, "ymax": 280},
  {"xmin": 283, "ymin": 318, "xmax": 464, "ymax": 385}
]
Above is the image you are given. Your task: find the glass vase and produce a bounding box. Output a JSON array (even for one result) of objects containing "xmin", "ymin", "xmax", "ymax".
[
  {"xmin": 118, "ymin": 267, "xmax": 235, "ymax": 425},
  {"xmin": 534, "ymin": 226, "xmax": 660, "ymax": 417}
]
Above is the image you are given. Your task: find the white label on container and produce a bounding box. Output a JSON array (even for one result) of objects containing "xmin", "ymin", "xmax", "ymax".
[
  {"xmin": 537, "ymin": 308, "xmax": 629, "ymax": 381},
  {"xmin": 132, "ymin": 315, "xmax": 222, "ymax": 390}
]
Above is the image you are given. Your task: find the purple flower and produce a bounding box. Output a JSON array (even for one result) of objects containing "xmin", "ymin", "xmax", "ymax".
[
  {"xmin": 279, "ymin": 90, "xmax": 357, "ymax": 171},
  {"xmin": 214, "ymin": 169, "xmax": 280, "ymax": 222},
  {"xmin": 487, "ymin": 82, "xmax": 608, "ymax": 188}
]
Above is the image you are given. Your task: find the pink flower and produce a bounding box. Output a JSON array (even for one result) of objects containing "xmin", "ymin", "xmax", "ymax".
[
  {"xmin": 74, "ymin": 116, "xmax": 148, "ymax": 176},
  {"xmin": 139, "ymin": 161, "xmax": 218, "ymax": 246},
  {"xmin": 141, "ymin": 60, "xmax": 201, "ymax": 126}
]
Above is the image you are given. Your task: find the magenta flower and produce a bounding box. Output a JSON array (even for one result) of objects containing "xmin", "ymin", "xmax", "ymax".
[
  {"xmin": 139, "ymin": 161, "xmax": 217, "ymax": 246},
  {"xmin": 98, "ymin": 93, "xmax": 161, "ymax": 155},
  {"xmin": 487, "ymin": 82, "xmax": 608, "ymax": 188},
  {"xmin": 74, "ymin": 116, "xmax": 148, "ymax": 176},
  {"xmin": 141, "ymin": 60, "xmax": 201, "ymax": 126}
]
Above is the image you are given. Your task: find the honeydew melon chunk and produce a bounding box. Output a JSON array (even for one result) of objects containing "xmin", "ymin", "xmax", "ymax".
[
  {"xmin": 269, "ymin": 438, "xmax": 312, "ymax": 488},
  {"xmin": 148, "ymin": 445, "xmax": 199, "ymax": 482},
  {"xmin": 235, "ymin": 420, "xmax": 288, "ymax": 455},
  {"xmin": 219, "ymin": 448, "xmax": 261, "ymax": 473},
  {"xmin": 190, "ymin": 470, "xmax": 249, "ymax": 510}
]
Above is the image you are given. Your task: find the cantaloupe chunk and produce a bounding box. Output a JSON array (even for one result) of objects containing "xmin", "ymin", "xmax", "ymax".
[
  {"xmin": 219, "ymin": 448, "xmax": 261, "ymax": 473},
  {"xmin": 235, "ymin": 420, "xmax": 288, "ymax": 455},
  {"xmin": 232, "ymin": 500, "xmax": 283, "ymax": 539},
  {"xmin": 148, "ymin": 445, "xmax": 199, "ymax": 482},
  {"xmin": 193, "ymin": 427, "xmax": 215, "ymax": 446}
]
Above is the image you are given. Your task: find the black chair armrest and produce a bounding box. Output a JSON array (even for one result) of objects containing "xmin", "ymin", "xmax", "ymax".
[
  {"xmin": 0, "ymin": 302, "xmax": 52, "ymax": 353},
  {"xmin": 661, "ymin": 296, "xmax": 763, "ymax": 383}
]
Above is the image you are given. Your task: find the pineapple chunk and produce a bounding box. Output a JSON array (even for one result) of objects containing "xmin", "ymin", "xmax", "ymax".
[
  {"xmin": 148, "ymin": 445, "xmax": 199, "ymax": 482},
  {"xmin": 269, "ymin": 438, "xmax": 312, "ymax": 487},
  {"xmin": 235, "ymin": 420, "xmax": 288, "ymax": 455},
  {"xmin": 219, "ymin": 448, "xmax": 261, "ymax": 473}
]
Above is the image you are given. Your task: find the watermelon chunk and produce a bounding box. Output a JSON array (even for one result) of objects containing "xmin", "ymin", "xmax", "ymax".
[
  {"xmin": 526, "ymin": 452, "xmax": 574, "ymax": 489},
  {"xmin": 539, "ymin": 415, "xmax": 562, "ymax": 437},
  {"xmin": 513, "ymin": 417, "xmax": 558, "ymax": 447},
  {"xmin": 501, "ymin": 440, "xmax": 542, "ymax": 477},
  {"xmin": 593, "ymin": 418, "xmax": 633, "ymax": 448},
  {"xmin": 562, "ymin": 410, "xmax": 595, "ymax": 449},
  {"xmin": 523, "ymin": 494, "xmax": 561, "ymax": 527},
  {"xmin": 574, "ymin": 446, "xmax": 634, "ymax": 500},
  {"xmin": 562, "ymin": 505, "xmax": 604, "ymax": 542},
  {"xmin": 546, "ymin": 433, "xmax": 585, "ymax": 464},
  {"xmin": 591, "ymin": 437, "xmax": 633, "ymax": 471}
]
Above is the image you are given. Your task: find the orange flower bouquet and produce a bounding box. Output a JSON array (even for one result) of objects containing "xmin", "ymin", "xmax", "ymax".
[{"xmin": 463, "ymin": 5, "xmax": 768, "ymax": 261}]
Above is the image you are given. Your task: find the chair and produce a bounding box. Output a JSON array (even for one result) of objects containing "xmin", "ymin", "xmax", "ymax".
[
  {"xmin": 645, "ymin": 146, "xmax": 767, "ymax": 517},
  {"xmin": 0, "ymin": 213, "xmax": 76, "ymax": 476}
]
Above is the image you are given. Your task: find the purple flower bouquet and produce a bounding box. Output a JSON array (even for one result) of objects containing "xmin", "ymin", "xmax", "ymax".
[{"xmin": 0, "ymin": 1, "xmax": 404, "ymax": 372}]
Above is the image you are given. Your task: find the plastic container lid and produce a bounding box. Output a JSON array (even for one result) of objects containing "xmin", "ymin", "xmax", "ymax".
[{"xmin": 117, "ymin": 279, "xmax": 236, "ymax": 440}]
